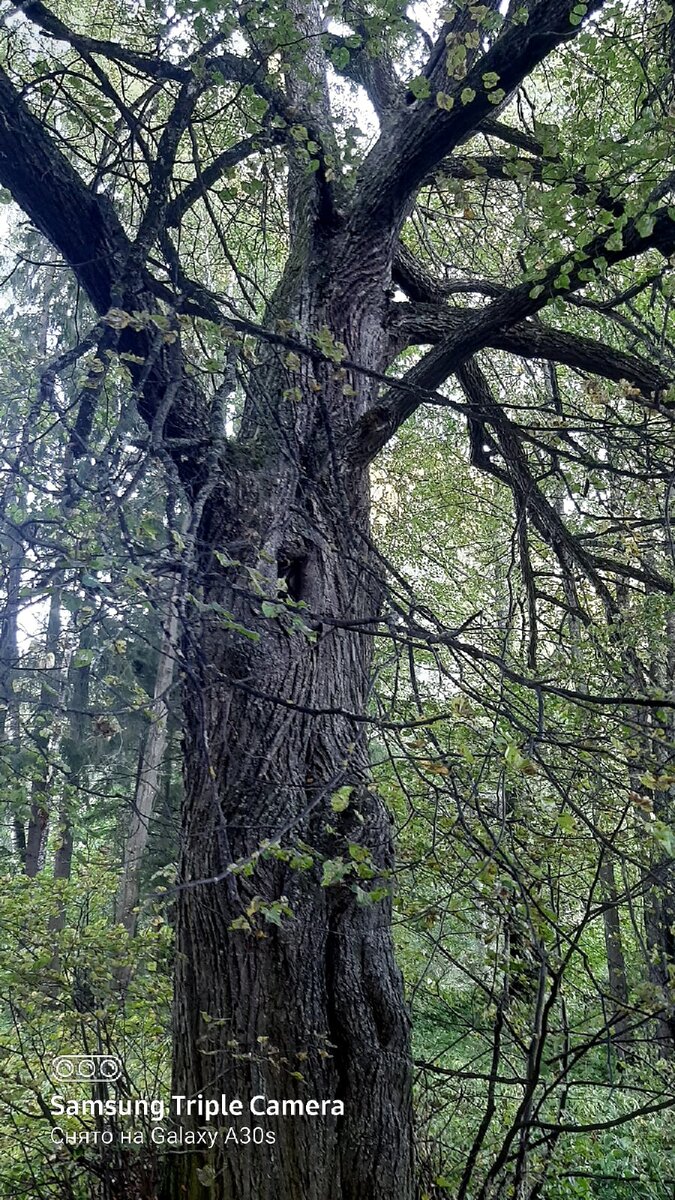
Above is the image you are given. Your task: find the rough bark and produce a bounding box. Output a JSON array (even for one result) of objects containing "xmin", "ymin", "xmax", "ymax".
[
  {"xmin": 171, "ymin": 539, "xmax": 413, "ymax": 1198},
  {"xmin": 166, "ymin": 226, "xmax": 414, "ymax": 1195},
  {"xmin": 644, "ymin": 869, "xmax": 675, "ymax": 1055}
]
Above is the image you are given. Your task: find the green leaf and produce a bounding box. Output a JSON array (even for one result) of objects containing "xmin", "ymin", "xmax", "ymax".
[
  {"xmin": 409, "ymin": 75, "xmax": 431, "ymax": 100},
  {"xmin": 636, "ymin": 213, "xmax": 655, "ymax": 238},
  {"xmin": 229, "ymin": 915, "xmax": 252, "ymax": 932},
  {"xmin": 355, "ymin": 885, "xmax": 389, "ymax": 906},
  {"xmin": 261, "ymin": 600, "xmax": 281, "ymax": 618},
  {"xmin": 321, "ymin": 858, "xmax": 352, "ymax": 887},
  {"xmin": 605, "ymin": 230, "xmax": 624, "ymax": 251},
  {"xmin": 290, "ymin": 852, "xmax": 314, "ymax": 870},
  {"xmin": 73, "ymin": 648, "xmax": 95, "ymax": 668},
  {"xmin": 331, "ymin": 46, "xmax": 350, "ymax": 70},
  {"xmin": 330, "ymin": 786, "xmax": 353, "ymax": 813},
  {"xmin": 348, "ymin": 842, "xmax": 370, "ymax": 863},
  {"xmin": 652, "ymin": 820, "xmax": 675, "ymax": 855}
]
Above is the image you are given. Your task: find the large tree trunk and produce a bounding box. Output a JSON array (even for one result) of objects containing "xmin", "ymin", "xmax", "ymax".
[{"xmin": 168, "ymin": 270, "xmax": 415, "ymax": 1199}]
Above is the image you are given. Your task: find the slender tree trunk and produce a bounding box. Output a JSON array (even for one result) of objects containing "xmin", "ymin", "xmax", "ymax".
[
  {"xmin": 598, "ymin": 853, "xmax": 631, "ymax": 1057},
  {"xmin": 640, "ymin": 610, "xmax": 675, "ymax": 1055},
  {"xmin": 25, "ymin": 581, "xmax": 63, "ymax": 876},
  {"xmin": 50, "ymin": 622, "xmax": 94, "ymax": 933},
  {"xmin": 116, "ymin": 590, "xmax": 179, "ymax": 934},
  {"xmin": 0, "ymin": 525, "xmax": 25, "ymax": 862},
  {"xmin": 24, "ymin": 270, "xmax": 59, "ymax": 876},
  {"xmin": 643, "ymin": 859, "xmax": 675, "ymax": 1055}
]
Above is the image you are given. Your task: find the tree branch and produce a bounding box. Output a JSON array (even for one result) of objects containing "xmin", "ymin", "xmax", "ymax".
[
  {"xmin": 0, "ymin": 63, "xmax": 212, "ymax": 487},
  {"xmin": 12, "ymin": 1, "xmax": 293, "ymax": 112},
  {"xmin": 346, "ymin": 189, "xmax": 675, "ymax": 464},
  {"xmin": 350, "ymin": 0, "xmax": 604, "ymax": 234},
  {"xmin": 130, "ymin": 76, "xmax": 203, "ymax": 264},
  {"xmin": 166, "ymin": 131, "xmax": 285, "ymax": 227},
  {"xmin": 390, "ymin": 301, "xmax": 671, "ymax": 393},
  {"xmin": 393, "ymin": 243, "xmax": 504, "ymax": 301},
  {"xmin": 454, "ymin": 358, "xmax": 672, "ymax": 599},
  {"xmin": 0, "ymin": 64, "xmax": 126, "ymax": 310},
  {"xmin": 322, "ymin": 33, "xmax": 404, "ymax": 118}
]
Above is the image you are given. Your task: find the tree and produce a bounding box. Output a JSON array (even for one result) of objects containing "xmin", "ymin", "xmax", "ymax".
[
  {"xmin": 0, "ymin": 0, "xmax": 674, "ymax": 1196},
  {"xmin": 115, "ymin": 581, "xmax": 180, "ymax": 939}
]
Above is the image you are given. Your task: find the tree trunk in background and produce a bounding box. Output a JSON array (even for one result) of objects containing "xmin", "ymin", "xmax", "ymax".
[
  {"xmin": 116, "ymin": 591, "xmax": 179, "ymax": 935},
  {"xmin": 25, "ymin": 581, "xmax": 63, "ymax": 876},
  {"xmin": 644, "ymin": 860, "xmax": 675, "ymax": 1056},
  {"xmin": 51, "ymin": 622, "xmax": 94, "ymax": 922},
  {"xmin": 24, "ymin": 271, "xmax": 58, "ymax": 875},
  {"xmin": 598, "ymin": 853, "xmax": 631, "ymax": 1057},
  {"xmin": 0, "ymin": 525, "xmax": 25, "ymax": 862},
  {"xmin": 641, "ymin": 611, "xmax": 675, "ymax": 1056}
]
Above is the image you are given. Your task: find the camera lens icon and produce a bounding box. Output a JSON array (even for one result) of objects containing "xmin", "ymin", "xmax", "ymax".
[
  {"xmin": 53, "ymin": 1057, "xmax": 75, "ymax": 1081},
  {"xmin": 52, "ymin": 1055, "xmax": 122, "ymax": 1084},
  {"xmin": 98, "ymin": 1058, "xmax": 119, "ymax": 1080}
]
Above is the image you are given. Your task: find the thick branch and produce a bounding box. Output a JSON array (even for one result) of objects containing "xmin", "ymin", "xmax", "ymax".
[
  {"xmin": 420, "ymin": 0, "xmax": 504, "ymax": 96},
  {"xmin": 282, "ymin": 0, "xmax": 342, "ymax": 233},
  {"xmin": 323, "ymin": 33, "xmax": 404, "ymax": 117},
  {"xmin": 350, "ymin": 0, "xmax": 602, "ymax": 233},
  {"xmin": 0, "ymin": 64, "xmax": 126, "ymax": 310},
  {"xmin": 131, "ymin": 76, "xmax": 203, "ymax": 262},
  {"xmin": 346, "ymin": 193, "xmax": 675, "ymax": 464},
  {"xmin": 13, "ymin": 1, "xmax": 197, "ymax": 81},
  {"xmin": 393, "ymin": 243, "xmax": 504, "ymax": 301},
  {"xmin": 390, "ymin": 301, "xmax": 671, "ymax": 393},
  {"xmin": 13, "ymin": 1, "xmax": 293, "ymax": 116},
  {"xmin": 0, "ymin": 64, "xmax": 211, "ymax": 485},
  {"xmin": 478, "ymin": 116, "xmax": 547, "ymax": 157},
  {"xmin": 426, "ymin": 152, "xmax": 626, "ymax": 219}
]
